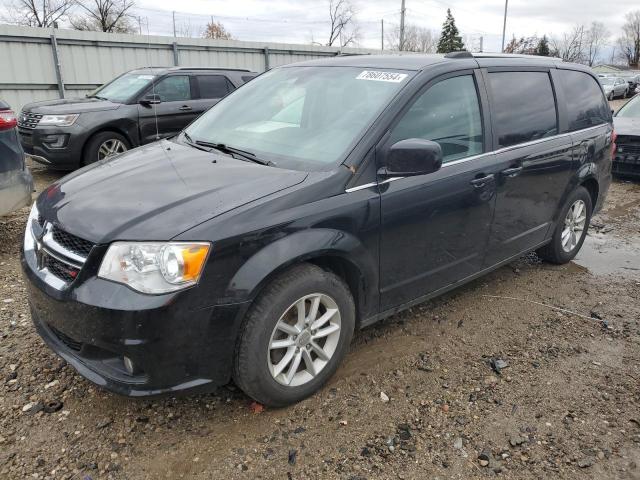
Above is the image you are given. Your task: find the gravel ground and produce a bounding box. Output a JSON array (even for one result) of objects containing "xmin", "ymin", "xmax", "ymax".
[{"xmin": 1, "ymin": 151, "xmax": 640, "ymax": 479}]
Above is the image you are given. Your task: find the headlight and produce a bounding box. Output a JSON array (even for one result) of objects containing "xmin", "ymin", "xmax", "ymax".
[
  {"xmin": 39, "ymin": 114, "xmax": 79, "ymax": 127},
  {"xmin": 98, "ymin": 242, "xmax": 210, "ymax": 294}
]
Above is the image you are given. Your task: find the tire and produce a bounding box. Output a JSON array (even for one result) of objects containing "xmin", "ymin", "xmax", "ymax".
[
  {"xmin": 233, "ymin": 263, "xmax": 355, "ymax": 407},
  {"xmin": 608, "ymin": 91, "xmax": 614, "ymax": 101},
  {"xmin": 537, "ymin": 186, "xmax": 592, "ymax": 264},
  {"xmin": 83, "ymin": 131, "xmax": 129, "ymax": 166}
]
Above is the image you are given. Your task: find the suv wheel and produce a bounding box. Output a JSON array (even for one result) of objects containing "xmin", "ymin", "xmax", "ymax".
[
  {"xmin": 537, "ymin": 186, "xmax": 592, "ymax": 264},
  {"xmin": 233, "ymin": 263, "xmax": 355, "ymax": 407},
  {"xmin": 84, "ymin": 131, "xmax": 129, "ymax": 165}
]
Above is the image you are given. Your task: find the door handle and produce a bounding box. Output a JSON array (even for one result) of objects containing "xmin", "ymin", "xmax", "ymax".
[
  {"xmin": 470, "ymin": 174, "xmax": 495, "ymax": 188},
  {"xmin": 501, "ymin": 166, "xmax": 523, "ymax": 177},
  {"xmin": 178, "ymin": 105, "xmax": 192, "ymax": 111}
]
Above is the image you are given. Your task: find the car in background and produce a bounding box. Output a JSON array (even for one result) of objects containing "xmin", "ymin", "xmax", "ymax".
[
  {"xmin": 600, "ymin": 76, "xmax": 628, "ymax": 100},
  {"xmin": 617, "ymin": 72, "xmax": 640, "ymax": 96},
  {"xmin": 613, "ymin": 94, "xmax": 640, "ymax": 177},
  {"xmin": 18, "ymin": 67, "xmax": 258, "ymax": 170},
  {"xmin": 0, "ymin": 99, "xmax": 33, "ymax": 216}
]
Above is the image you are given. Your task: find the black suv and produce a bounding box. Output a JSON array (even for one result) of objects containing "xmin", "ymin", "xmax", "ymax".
[
  {"xmin": 22, "ymin": 54, "xmax": 613, "ymax": 406},
  {"xmin": 18, "ymin": 67, "xmax": 257, "ymax": 170}
]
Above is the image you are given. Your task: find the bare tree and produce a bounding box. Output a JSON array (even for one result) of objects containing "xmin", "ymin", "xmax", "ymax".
[
  {"xmin": 551, "ymin": 25, "xmax": 586, "ymax": 63},
  {"xmin": 503, "ymin": 35, "xmax": 539, "ymax": 54},
  {"xmin": 203, "ymin": 20, "xmax": 232, "ymax": 40},
  {"xmin": 584, "ymin": 21, "xmax": 609, "ymax": 66},
  {"xmin": 2, "ymin": 0, "xmax": 75, "ymax": 27},
  {"xmin": 175, "ymin": 19, "xmax": 201, "ymax": 38},
  {"xmin": 327, "ymin": 0, "xmax": 358, "ymax": 47},
  {"xmin": 617, "ymin": 11, "xmax": 640, "ymax": 67},
  {"xmin": 71, "ymin": 0, "xmax": 135, "ymax": 33},
  {"xmin": 386, "ymin": 24, "xmax": 436, "ymax": 53}
]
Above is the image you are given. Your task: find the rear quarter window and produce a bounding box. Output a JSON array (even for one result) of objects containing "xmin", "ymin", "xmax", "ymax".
[
  {"xmin": 197, "ymin": 75, "xmax": 233, "ymax": 99},
  {"xmin": 488, "ymin": 71, "xmax": 558, "ymax": 148},
  {"xmin": 556, "ymin": 70, "xmax": 610, "ymax": 131}
]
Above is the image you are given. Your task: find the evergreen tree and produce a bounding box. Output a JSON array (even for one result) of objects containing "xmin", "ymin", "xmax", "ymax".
[
  {"xmin": 536, "ymin": 35, "xmax": 551, "ymax": 56},
  {"xmin": 436, "ymin": 9, "xmax": 465, "ymax": 53}
]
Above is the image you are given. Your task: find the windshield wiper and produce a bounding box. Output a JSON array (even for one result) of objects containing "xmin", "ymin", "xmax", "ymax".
[
  {"xmin": 181, "ymin": 132, "xmax": 216, "ymax": 153},
  {"xmin": 195, "ymin": 140, "xmax": 275, "ymax": 166},
  {"xmin": 86, "ymin": 94, "xmax": 108, "ymax": 100}
]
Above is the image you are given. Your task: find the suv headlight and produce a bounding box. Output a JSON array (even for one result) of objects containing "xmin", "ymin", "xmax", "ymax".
[
  {"xmin": 39, "ymin": 114, "xmax": 79, "ymax": 127},
  {"xmin": 98, "ymin": 242, "xmax": 210, "ymax": 294}
]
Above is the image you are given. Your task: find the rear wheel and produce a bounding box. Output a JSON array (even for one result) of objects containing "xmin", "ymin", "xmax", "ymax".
[
  {"xmin": 537, "ymin": 186, "xmax": 592, "ymax": 264},
  {"xmin": 83, "ymin": 131, "xmax": 129, "ymax": 166},
  {"xmin": 233, "ymin": 264, "xmax": 355, "ymax": 407}
]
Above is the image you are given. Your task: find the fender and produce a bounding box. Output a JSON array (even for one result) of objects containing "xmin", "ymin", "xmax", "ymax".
[
  {"xmin": 227, "ymin": 228, "xmax": 379, "ymax": 322},
  {"xmin": 550, "ymin": 138, "xmax": 600, "ymax": 229}
]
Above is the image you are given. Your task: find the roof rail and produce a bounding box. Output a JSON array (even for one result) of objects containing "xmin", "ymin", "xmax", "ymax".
[
  {"xmin": 169, "ymin": 67, "xmax": 252, "ymax": 72},
  {"xmin": 444, "ymin": 51, "xmax": 473, "ymax": 59}
]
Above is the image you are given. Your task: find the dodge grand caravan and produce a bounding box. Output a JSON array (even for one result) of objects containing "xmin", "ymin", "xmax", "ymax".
[
  {"xmin": 22, "ymin": 53, "xmax": 613, "ymax": 406},
  {"xmin": 18, "ymin": 67, "xmax": 256, "ymax": 170}
]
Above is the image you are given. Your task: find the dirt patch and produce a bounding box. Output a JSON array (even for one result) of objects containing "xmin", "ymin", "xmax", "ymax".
[{"xmin": 1, "ymin": 168, "xmax": 639, "ymax": 480}]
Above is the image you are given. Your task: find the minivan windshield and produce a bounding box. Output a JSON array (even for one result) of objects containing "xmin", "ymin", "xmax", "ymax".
[
  {"xmin": 599, "ymin": 78, "xmax": 615, "ymax": 87},
  {"xmin": 89, "ymin": 72, "xmax": 156, "ymax": 103},
  {"xmin": 183, "ymin": 66, "xmax": 414, "ymax": 170}
]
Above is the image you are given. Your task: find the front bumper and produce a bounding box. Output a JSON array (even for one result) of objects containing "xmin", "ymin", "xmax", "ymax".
[
  {"xmin": 22, "ymin": 249, "xmax": 250, "ymax": 397},
  {"xmin": 19, "ymin": 125, "xmax": 88, "ymax": 170}
]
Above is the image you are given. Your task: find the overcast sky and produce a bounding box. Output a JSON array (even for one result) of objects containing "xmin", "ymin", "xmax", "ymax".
[
  {"xmin": 0, "ymin": 0, "xmax": 636, "ymax": 57},
  {"xmin": 127, "ymin": 0, "xmax": 637, "ymax": 55}
]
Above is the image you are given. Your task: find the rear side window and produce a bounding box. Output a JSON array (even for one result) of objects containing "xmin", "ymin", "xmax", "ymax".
[
  {"xmin": 197, "ymin": 75, "xmax": 233, "ymax": 99},
  {"xmin": 488, "ymin": 72, "xmax": 558, "ymax": 148},
  {"xmin": 389, "ymin": 75, "xmax": 483, "ymax": 163},
  {"xmin": 556, "ymin": 70, "xmax": 610, "ymax": 131},
  {"xmin": 154, "ymin": 75, "xmax": 191, "ymax": 102}
]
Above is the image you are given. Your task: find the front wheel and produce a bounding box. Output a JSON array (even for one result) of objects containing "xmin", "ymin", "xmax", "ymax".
[
  {"xmin": 83, "ymin": 131, "xmax": 129, "ymax": 166},
  {"xmin": 537, "ymin": 186, "xmax": 592, "ymax": 264},
  {"xmin": 233, "ymin": 264, "xmax": 355, "ymax": 407},
  {"xmin": 608, "ymin": 91, "xmax": 614, "ymax": 101}
]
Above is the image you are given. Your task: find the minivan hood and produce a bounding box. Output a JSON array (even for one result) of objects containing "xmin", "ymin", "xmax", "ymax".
[
  {"xmin": 613, "ymin": 116, "xmax": 640, "ymax": 136},
  {"xmin": 37, "ymin": 141, "xmax": 308, "ymax": 242},
  {"xmin": 22, "ymin": 97, "xmax": 120, "ymax": 115}
]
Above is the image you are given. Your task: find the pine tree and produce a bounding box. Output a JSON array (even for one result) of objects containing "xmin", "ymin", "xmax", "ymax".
[
  {"xmin": 536, "ymin": 35, "xmax": 550, "ymax": 56},
  {"xmin": 436, "ymin": 9, "xmax": 465, "ymax": 53}
]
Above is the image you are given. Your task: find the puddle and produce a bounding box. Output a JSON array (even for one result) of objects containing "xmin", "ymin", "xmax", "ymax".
[{"xmin": 572, "ymin": 231, "xmax": 640, "ymax": 278}]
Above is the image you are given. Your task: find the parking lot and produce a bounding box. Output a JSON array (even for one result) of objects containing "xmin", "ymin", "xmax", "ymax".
[{"xmin": 1, "ymin": 101, "xmax": 640, "ymax": 480}]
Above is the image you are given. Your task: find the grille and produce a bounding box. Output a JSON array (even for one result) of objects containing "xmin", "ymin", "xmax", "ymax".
[
  {"xmin": 18, "ymin": 111, "xmax": 42, "ymax": 129},
  {"xmin": 49, "ymin": 325, "xmax": 82, "ymax": 352},
  {"xmin": 51, "ymin": 226, "xmax": 94, "ymax": 257},
  {"xmin": 44, "ymin": 254, "xmax": 80, "ymax": 283},
  {"xmin": 617, "ymin": 143, "xmax": 640, "ymax": 156}
]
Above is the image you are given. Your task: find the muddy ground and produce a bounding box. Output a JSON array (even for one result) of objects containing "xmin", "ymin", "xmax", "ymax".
[{"xmin": 1, "ymin": 156, "xmax": 640, "ymax": 479}]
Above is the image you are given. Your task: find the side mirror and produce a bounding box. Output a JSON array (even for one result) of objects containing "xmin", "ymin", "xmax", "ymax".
[
  {"xmin": 380, "ymin": 138, "xmax": 443, "ymax": 177},
  {"xmin": 139, "ymin": 94, "xmax": 161, "ymax": 106}
]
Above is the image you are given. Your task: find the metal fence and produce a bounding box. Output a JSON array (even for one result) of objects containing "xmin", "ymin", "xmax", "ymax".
[{"xmin": 0, "ymin": 24, "xmax": 379, "ymax": 112}]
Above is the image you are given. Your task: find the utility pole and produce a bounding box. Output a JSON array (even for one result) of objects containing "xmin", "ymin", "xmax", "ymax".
[
  {"xmin": 381, "ymin": 19, "xmax": 384, "ymax": 51},
  {"xmin": 399, "ymin": 0, "xmax": 406, "ymax": 51},
  {"xmin": 501, "ymin": 0, "xmax": 508, "ymax": 52},
  {"xmin": 479, "ymin": 36, "xmax": 483, "ymax": 53},
  {"xmin": 172, "ymin": 11, "xmax": 176, "ymax": 38},
  {"xmin": 137, "ymin": 16, "xmax": 142, "ymax": 35}
]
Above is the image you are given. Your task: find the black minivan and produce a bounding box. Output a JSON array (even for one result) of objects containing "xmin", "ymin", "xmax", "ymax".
[
  {"xmin": 22, "ymin": 53, "xmax": 613, "ymax": 406},
  {"xmin": 18, "ymin": 67, "xmax": 256, "ymax": 170}
]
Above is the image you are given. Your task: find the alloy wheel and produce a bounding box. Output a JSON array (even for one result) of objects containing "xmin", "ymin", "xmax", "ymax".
[
  {"xmin": 561, "ymin": 199, "xmax": 587, "ymax": 253},
  {"xmin": 267, "ymin": 293, "xmax": 342, "ymax": 387},
  {"xmin": 98, "ymin": 139, "xmax": 127, "ymax": 161}
]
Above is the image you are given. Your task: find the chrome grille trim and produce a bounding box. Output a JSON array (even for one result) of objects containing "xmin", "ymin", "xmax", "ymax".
[{"xmin": 18, "ymin": 111, "xmax": 43, "ymax": 129}]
